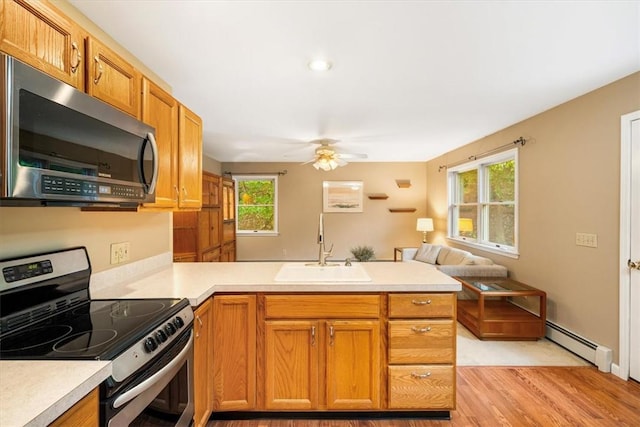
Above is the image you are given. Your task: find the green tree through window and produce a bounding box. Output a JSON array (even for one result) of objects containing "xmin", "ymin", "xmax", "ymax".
[
  {"xmin": 449, "ymin": 149, "xmax": 517, "ymax": 254},
  {"xmin": 236, "ymin": 176, "xmax": 278, "ymax": 234}
]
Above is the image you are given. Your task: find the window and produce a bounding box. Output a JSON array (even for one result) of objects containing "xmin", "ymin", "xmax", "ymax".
[
  {"xmin": 235, "ymin": 175, "xmax": 278, "ymax": 235},
  {"xmin": 448, "ymin": 149, "xmax": 518, "ymax": 256}
]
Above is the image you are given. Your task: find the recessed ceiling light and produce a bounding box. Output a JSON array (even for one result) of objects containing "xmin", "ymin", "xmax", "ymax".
[{"xmin": 308, "ymin": 59, "xmax": 333, "ymax": 71}]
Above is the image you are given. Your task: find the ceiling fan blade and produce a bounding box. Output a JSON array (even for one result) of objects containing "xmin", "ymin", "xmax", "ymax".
[{"xmin": 337, "ymin": 152, "xmax": 368, "ymax": 159}]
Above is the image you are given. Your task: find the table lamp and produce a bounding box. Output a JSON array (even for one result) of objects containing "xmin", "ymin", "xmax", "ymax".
[{"xmin": 416, "ymin": 218, "xmax": 434, "ymax": 243}]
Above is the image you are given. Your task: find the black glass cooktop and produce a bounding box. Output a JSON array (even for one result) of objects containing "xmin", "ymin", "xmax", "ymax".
[{"xmin": 0, "ymin": 298, "xmax": 187, "ymax": 360}]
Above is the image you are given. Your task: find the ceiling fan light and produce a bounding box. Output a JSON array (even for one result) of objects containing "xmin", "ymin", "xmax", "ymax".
[{"xmin": 308, "ymin": 59, "xmax": 332, "ymax": 71}]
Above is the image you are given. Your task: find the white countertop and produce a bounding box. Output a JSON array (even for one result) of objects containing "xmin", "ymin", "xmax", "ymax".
[
  {"xmin": 2, "ymin": 260, "xmax": 459, "ymax": 426},
  {"xmin": 0, "ymin": 360, "xmax": 111, "ymax": 427},
  {"xmin": 91, "ymin": 261, "xmax": 462, "ymax": 306}
]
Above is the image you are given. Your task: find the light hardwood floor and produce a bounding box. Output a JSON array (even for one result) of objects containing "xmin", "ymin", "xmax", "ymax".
[{"xmin": 206, "ymin": 367, "xmax": 640, "ymax": 427}]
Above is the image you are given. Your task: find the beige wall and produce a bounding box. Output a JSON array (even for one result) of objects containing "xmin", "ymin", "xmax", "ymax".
[
  {"xmin": 0, "ymin": 208, "xmax": 171, "ymax": 273},
  {"xmin": 222, "ymin": 162, "xmax": 428, "ymax": 261},
  {"xmin": 426, "ymin": 71, "xmax": 640, "ymax": 362},
  {"xmin": 203, "ymin": 155, "xmax": 222, "ymax": 175}
]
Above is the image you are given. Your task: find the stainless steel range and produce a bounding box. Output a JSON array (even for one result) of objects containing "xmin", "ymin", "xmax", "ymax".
[{"xmin": 0, "ymin": 247, "xmax": 194, "ymax": 426}]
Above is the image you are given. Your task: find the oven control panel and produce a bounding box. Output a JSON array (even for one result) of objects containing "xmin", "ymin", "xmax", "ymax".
[{"xmin": 2, "ymin": 259, "xmax": 53, "ymax": 283}]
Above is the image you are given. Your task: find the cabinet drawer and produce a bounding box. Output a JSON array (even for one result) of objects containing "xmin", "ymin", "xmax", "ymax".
[
  {"xmin": 388, "ymin": 365, "xmax": 455, "ymax": 409},
  {"xmin": 388, "ymin": 320, "xmax": 455, "ymax": 364},
  {"xmin": 388, "ymin": 293, "xmax": 455, "ymax": 318},
  {"xmin": 265, "ymin": 295, "xmax": 380, "ymax": 319}
]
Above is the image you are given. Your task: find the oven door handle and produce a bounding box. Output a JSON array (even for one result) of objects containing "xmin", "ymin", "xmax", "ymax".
[{"xmin": 113, "ymin": 332, "xmax": 193, "ymax": 409}]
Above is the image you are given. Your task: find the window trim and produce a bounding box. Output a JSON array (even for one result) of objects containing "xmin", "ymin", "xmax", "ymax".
[
  {"xmin": 235, "ymin": 175, "xmax": 279, "ymax": 236},
  {"xmin": 447, "ymin": 148, "xmax": 519, "ymax": 258}
]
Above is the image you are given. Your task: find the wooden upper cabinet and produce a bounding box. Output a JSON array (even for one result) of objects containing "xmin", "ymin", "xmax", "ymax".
[
  {"xmin": 141, "ymin": 77, "xmax": 179, "ymax": 210},
  {"xmin": 178, "ymin": 104, "xmax": 203, "ymax": 209},
  {"xmin": 202, "ymin": 173, "xmax": 221, "ymax": 208},
  {"xmin": 0, "ymin": 0, "xmax": 85, "ymax": 89},
  {"xmin": 85, "ymin": 36, "xmax": 140, "ymax": 118}
]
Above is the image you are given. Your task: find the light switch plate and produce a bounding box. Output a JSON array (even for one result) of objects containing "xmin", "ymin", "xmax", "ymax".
[{"xmin": 576, "ymin": 232, "xmax": 598, "ymax": 248}]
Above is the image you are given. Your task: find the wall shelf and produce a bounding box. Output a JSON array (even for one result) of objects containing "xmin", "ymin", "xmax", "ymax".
[
  {"xmin": 367, "ymin": 193, "xmax": 389, "ymax": 200},
  {"xmin": 395, "ymin": 179, "xmax": 411, "ymax": 188},
  {"xmin": 388, "ymin": 208, "xmax": 416, "ymax": 213}
]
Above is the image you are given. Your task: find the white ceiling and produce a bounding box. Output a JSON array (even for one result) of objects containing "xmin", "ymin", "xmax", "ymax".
[{"xmin": 69, "ymin": 1, "xmax": 640, "ymax": 164}]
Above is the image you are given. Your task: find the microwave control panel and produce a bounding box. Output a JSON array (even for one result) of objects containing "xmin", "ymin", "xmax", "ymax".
[{"xmin": 41, "ymin": 175, "xmax": 144, "ymax": 199}]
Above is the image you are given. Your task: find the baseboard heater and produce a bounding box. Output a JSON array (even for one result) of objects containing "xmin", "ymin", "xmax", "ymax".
[{"xmin": 545, "ymin": 321, "xmax": 612, "ymax": 372}]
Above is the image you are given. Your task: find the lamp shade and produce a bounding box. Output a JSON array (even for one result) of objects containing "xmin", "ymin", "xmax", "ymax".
[{"xmin": 416, "ymin": 218, "xmax": 434, "ymax": 232}]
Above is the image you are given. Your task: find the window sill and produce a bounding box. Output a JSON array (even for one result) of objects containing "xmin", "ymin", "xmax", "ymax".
[
  {"xmin": 446, "ymin": 237, "xmax": 520, "ymax": 259},
  {"xmin": 238, "ymin": 232, "xmax": 279, "ymax": 237}
]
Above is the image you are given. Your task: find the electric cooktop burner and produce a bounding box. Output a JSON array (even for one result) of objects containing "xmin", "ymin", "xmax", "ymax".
[{"xmin": 0, "ymin": 298, "xmax": 186, "ymax": 360}]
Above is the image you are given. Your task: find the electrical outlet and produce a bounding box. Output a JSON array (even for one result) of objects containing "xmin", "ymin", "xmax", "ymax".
[
  {"xmin": 110, "ymin": 242, "xmax": 130, "ymax": 264},
  {"xmin": 576, "ymin": 233, "xmax": 598, "ymax": 248},
  {"xmin": 121, "ymin": 242, "xmax": 130, "ymax": 262}
]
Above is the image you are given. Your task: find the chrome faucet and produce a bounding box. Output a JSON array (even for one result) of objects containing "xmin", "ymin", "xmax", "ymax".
[
  {"xmin": 318, "ymin": 241, "xmax": 334, "ymax": 266},
  {"xmin": 317, "ymin": 212, "xmax": 333, "ymax": 266}
]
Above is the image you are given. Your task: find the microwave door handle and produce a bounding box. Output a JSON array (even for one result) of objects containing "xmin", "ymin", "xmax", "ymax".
[{"xmin": 138, "ymin": 132, "xmax": 159, "ymax": 194}]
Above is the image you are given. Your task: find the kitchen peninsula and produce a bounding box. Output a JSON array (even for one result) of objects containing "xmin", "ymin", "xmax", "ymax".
[
  {"xmin": 92, "ymin": 260, "xmax": 462, "ymax": 421},
  {"xmin": 1, "ymin": 260, "xmax": 461, "ymax": 426}
]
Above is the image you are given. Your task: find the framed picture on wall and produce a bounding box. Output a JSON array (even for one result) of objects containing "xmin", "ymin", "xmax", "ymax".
[{"xmin": 322, "ymin": 181, "xmax": 363, "ymax": 213}]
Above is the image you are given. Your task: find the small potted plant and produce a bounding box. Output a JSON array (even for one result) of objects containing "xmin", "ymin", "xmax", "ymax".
[{"xmin": 350, "ymin": 245, "xmax": 375, "ymax": 262}]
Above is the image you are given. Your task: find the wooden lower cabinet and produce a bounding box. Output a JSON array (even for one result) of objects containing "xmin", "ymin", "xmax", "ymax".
[
  {"xmin": 212, "ymin": 295, "xmax": 256, "ymax": 411},
  {"xmin": 326, "ymin": 320, "xmax": 380, "ymax": 409},
  {"xmin": 264, "ymin": 319, "xmax": 379, "ymax": 411},
  {"xmin": 388, "ymin": 365, "xmax": 455, "ymax": 409},
  {"xmin": 211, "ymin": 292, "xmax": 455, "ymax": 415},
  {"xmin": 194, "ymin": 298, "xmax": 213, "ymax": 427},
  {"xmin": 50, "ymin": 388, "xmax": 98, "ymax": 427},
  {"xmin": 387, "ymin": 293, "xmax": 456, "ymax": 410},
  {"xmin": 264, "ymin": 320, "xmax": 319, "ymax": 410}
]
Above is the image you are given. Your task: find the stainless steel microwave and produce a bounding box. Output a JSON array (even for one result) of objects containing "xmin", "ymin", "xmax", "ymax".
[{"xmin": 1, "ymin": 53, "xmax": 158, "ymax": 207}]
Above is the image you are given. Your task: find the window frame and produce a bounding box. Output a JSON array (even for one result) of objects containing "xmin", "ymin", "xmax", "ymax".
[
  {"xmin": 447, "ymin": 148, "xmax": 519, "ymax": 258},
  {"xmin": 235, "ymin": 175, "xmax": 279, "ymax": 236}
]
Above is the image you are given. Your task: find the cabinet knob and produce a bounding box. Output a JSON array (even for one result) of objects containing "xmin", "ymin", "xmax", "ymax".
[
  {"xmin": 311, "ymin": 326, "xmax": 316, "ymax": 346},
  {"xmin": 411, "ymin": 325, "xmax": 432, "ymax": 333},
  {"xmin": 411, "ymin": 299, "xmax": 431, "ymax": 305}
]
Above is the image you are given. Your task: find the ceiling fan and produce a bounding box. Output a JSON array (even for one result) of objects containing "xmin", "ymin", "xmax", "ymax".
[{"xmin": 303, "ymin": 138, "xmax": 368, "ymax": 171}]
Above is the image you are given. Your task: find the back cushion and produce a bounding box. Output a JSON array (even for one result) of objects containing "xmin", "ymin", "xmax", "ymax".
[
  {"xmin": 470, "ymin": 256, "xmax": 494, "ymax": 265},
  {"xmin": 437, "ymin": 246, "xmax": 472, "ymax": 265},
  {"xmin": 413, "ymin": 244, "xmax": 441, "ymax": 264}
]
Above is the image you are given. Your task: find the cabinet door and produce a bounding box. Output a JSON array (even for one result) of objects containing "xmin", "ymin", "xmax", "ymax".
[
  {"xmin": 85, "ymin": 36, "xmax": 140, "ymax": 117},
  {"xmin": 178, "ymin": 104, "xmax": 203, "ymax": 209},
  {"xmin": 264, "ymin": 321, "xmax": 319, "ymax": 410},
  {"xmin": 222, "ymin": 179, "xmax": 235, "ymax": 221},
  {"xmin": 212, "ymin": 295, "xmax": 256, "ymax": 411},
  {"xmin": 202, "ymin": 173, "xmax": 221, "ymax": 208},
  {"xmin": 198, "ymin": 208, "xmax": 212, "ymax": 255},
  {"xmin": 140, "ymin": 77, "xmax": 178, "ymax": 209},
  {"xmin": 0, "ymin": 0, "xmax": 84, "ymax": 89},
  {"xmin": 326, "ymin": 320, "xmax": 380, "ymax": 410},
  {"xmin": 194, "ymin": 299, "xmax": 213, "ymax": 427}
]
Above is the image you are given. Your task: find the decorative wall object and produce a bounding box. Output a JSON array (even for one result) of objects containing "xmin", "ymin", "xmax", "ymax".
[{"xmin": 323, "ymin": 181, "xmax": 363, "ymax": 213}]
